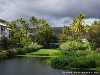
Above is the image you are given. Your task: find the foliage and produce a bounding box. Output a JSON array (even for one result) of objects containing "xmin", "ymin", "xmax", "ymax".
[
  {"xmin": 59, "ymin": 41, "xmax": 90, "ymax": 51},
  {"xmin": 51, "ymin": 50, "xmax": 99, "ymax": 68},
  {"xmin": 0, "ymin": 44, "xmax": 42, "ymax": 59},
  {"xmin": 17, "ymin": 18, "xmax": 31, "ymax": 47},
  {"xmin": 62, "ymin": 26, "xmax": 71, "ymax": 35},
  {"xmin": 3, "ymin": 14, "xmax": 99, "ymax": 50},
  {"xmin": 29, "ymin": 16, "xmax": 38, "ymax": 26},
  {"xmin": 0, "ymin": 36, "xmax": 11, "ymax": 49},
  {"xmin": 6, "ymin": 18, "xmax": 32, "ymax": 47},
  {"xmin": 0, "ymin": 52, "xmax": 7, "ymax": 59},
  {"xmin": 94, "ymin": 53, "xmax": 100, "ymax": 67},
  {"xmin": 34, "ymin": 19, "xmax": 53, "ymax": 48},
  {"xmin": 6, "ymin": 50, "xmax": 17, "ymax": 58},
  {"xmin": 6, "ymin": 21, "xmax": 19, "ymax": 46},
  {"xmin": 86, "ymin": 25, "xmax": 100, "ymax": 49},
  {"xmin": 27, "ymin": 44, "xmax": 43, "ymax": 51},
  {"xmin": 51, "ymin": 57, "xmax": 68, "ymax": 68},
  {"xmin": 70, "ymin": 13, "xmax": 85, "ymax": 40},
  {"xmin": 58, "ymin": 34, "xmax": 68, "ymax": 43},
  {"xmin": 70, "ymin": 13, "xmax": 85, "ymax": 34},
  {"xmin": 16, "ymin": 48, "xmax": 26, "ymax": 55}
]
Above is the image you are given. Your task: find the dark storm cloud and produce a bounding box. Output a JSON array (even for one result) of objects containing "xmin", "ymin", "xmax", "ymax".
[{"xmin": 0, "ymin": 0, "xmax": 100, "ymax": 26}]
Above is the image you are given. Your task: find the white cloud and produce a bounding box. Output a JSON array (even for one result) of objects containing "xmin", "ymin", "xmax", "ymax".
[{"xmin": 85, "ymin": 18, "xmax": 100, "ymax": 25}]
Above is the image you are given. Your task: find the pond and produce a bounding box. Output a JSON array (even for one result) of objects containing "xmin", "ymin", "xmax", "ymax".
[{"xmin": 0, "ymin": 57, "xmax": 99, "ymax": 75}]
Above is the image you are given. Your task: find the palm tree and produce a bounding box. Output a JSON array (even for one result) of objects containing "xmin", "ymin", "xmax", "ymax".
[
  {"xmin": 70, "ymin": 13, "xmax": 85, "ymax": 40},
  {"xmin": 29, "ymin": 16, "xmax": 38, "ymax": 27},
  {"xmin": 35, "ymin": 19, "xmax": 53, "ymax": 47},
  {"xmin": 17, "ymin": 18, "xmax": 30, "ymax": 46},
  {"xmin": 62, "ymin": 26, "xmax": 70, "ymax": 35}
]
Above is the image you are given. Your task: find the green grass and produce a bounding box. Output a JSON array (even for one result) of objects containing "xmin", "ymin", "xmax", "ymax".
[
  {"xmin": 17, "ymin": 49, "xmax": 59, "ymax": 57},
  {"xmin": 28, "ymin": 49, "xmax": 59, "ymax": 55},
  {"xmin": 90, "ymin": 67, "xmax": 100, "ymax": 71}
]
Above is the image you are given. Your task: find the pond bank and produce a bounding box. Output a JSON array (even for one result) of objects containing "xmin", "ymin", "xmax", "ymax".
[
  {"xmin": 17, "ymin": 49, "xmax": 59, "ymax": 57},
  {"xmin": 17, "ymin": 49, "xmax": 100, "ymax": 71}
]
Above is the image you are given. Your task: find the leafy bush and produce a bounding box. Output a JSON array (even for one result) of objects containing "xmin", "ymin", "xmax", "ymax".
[
  {"xmin": 27, "ymin": 44, "xmax": 43, "ymax": 52},
  {"xmin": 51, "ymin": 50, "xmax": 98, "ymax": 69},
  {"xmin": 0, "ymin": 52, "xmax": 7, "ymax": 59},
  {"xmin": 51, "ymin": 57, "xmax": 68, "ymax": 68},
  {"xmin": 16, "ymin": 48, "xmax": 26, "ymax": 55},
  {"xmin": 94, "ymin": 53, "xmax": 100, "ymax": 67},
  {"xmin": 69, "ymin": 56, "xmax": 96, "ymax": 68},
  {"xmin": 0, "ymin": 44, "xmax": 43, "ymax": 60},
  {"xmin": 23, "ymin": 47, "xmax": 33, "ymax": 53},
  {"xmin": 59, "ymin": 41, "xmax": 90, "ymax": 51},
  {"xmin": 6, "ymin": 50, "xmax": 17, "ymax": 58},
  {"xmin": 87, "ymin": 25, "xmax": 100, "ymax": 49},
  {"xmin": 0, "ymin": 36, "xmax": 11, "ymax": 49}
]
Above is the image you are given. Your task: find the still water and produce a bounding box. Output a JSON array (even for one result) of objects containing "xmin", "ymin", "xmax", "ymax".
[{"xmin": 0, "ymin": 57, "xmax": 99, "ymax": 75}]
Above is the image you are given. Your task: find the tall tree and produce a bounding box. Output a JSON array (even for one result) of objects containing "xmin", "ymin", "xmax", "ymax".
[
  {"xmin": 17, "ymin": 18, "xmax": 31, "ymax": 47},
  {"xmin": 29, "ymin": 16, "xmax": 38, "ymax": 27},
  {"xmin": 70, "ymin": 13, "xmax": 85, "ymax": 40},
  {"xmin": 87, "ymin": 25, "xmax": 100, "ymax": 49},
  {"xmin": 62, "ymin": 26, "xmax": 71, "ymax": 35},
  {"xmin": 6, "ymin": 21, "xmax": 19, "ymax": 45},
  {"xmin": 35, "ymin": 19, "xmax": 53, "ymax": 48}
]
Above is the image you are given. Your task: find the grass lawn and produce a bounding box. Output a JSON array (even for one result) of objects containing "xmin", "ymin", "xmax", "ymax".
[
  {"xmin": 17, "ymin": 49, "xmax": 59, "ymax": 57},
  {"xmin": 28, "ymin": 49, "xmax": 59, "ymax": 55}
]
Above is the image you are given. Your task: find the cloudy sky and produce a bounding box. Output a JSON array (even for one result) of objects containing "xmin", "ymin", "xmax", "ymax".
[{"xmin": 0, "ymin": 0, "xmax": 100, "ymax": 27}]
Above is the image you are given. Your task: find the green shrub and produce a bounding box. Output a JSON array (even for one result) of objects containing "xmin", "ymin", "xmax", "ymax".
[
  {"xmin": 0, "ymin": 52, "xmax": 7, "ymax": 59},
  {"xmin": 23, "ymin": 47, "xmax": 33, "ymax": 53},
  {"xmin": 82, "ymin": 42, "xmax": 91, "ymax": 50},
  {"xmin": 59, "ymin": 41, "xmax": 90, "ymax": 51},
  {"xmin": 27, "ymin": 44, "xmax": 43, "ymax": 52},
  {"xmin": 94, "ymin": 53, "xmax": 100, "ymax": 67},
  {"xmin": 0, "ymin": 44, "xmax": 43, "ymax": 59},
  {"xmin": 51, "ymin": 50, "xmax": 98, "ymax": 69},
  {"xmin": 51, "ymin": 57, "xmax": 68, "ymax": 68},
  {"xmin": 16, "ymin": 48, "xmax": 26, "ymax": 55},
  {"xmin": 0, "ymin": 36, "xmax": 11, "ymax": 49},
  {"xmin": 6, "ymin": 50, "xmax": 17, "ymax": 58},
  {"xmin": 69, "ymin": 56, "xmax": 96, "ymax": 68}
]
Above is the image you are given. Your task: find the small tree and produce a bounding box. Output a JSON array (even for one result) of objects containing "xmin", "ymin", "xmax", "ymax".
[
  {"xmin": 0, "ymin": 36, "xmax": 11, "ymax": 49},
  {"xmin": 58, "ymin": 34, "xmax": 68, "ymax": 43},
  {"xmin": 87, "ymin": 25, "xmax": 100, "ymax": 49}
]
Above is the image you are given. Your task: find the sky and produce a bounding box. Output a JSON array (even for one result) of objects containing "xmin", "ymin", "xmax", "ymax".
[{"xmin": 0, "ymin": 0, "xmax": 100, "ymax": 27}]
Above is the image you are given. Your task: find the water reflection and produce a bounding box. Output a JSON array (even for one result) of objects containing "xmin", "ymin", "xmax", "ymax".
[{"xmin": 0, "ymin": 57, "xmax": 99, "ymax": 75}]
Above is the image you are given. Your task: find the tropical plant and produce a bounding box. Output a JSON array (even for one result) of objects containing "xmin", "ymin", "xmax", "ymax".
[
  {"xmin": 0, "ymin": 36, "xmax": 11, "ymax": 49},
  {"xmin": 70, "ymin": 13, "xmax": 85, "ymax": 40},
  {"xmin": 58, "ymin": 34, "xmax": 68, "ymax": 43},
  {"xmin": 34, "ymin": 19, "xmax": 53, "ymax": 48},
  {"xmin": 87, "ymin": 25, "xmax": 100, "ymax": 49},
  {"xmin": 62, "ymin": 26, "xmax": 71, "ymax": 35},
  {"xmin": 17, "ymin": 18, "xmax": 31, "ymax": 47}
]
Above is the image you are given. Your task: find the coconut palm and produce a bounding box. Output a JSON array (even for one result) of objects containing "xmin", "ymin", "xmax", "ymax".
[
  {"xmin": 62, "ymin": 26, "xmax": 70, "ymax": 35},
  {"xmin": 70, "ymin": 13, "xmax": 85, "ymax": 40},
  {"xmin": 17, "ymin": 18, "xmax": 31, "ymax": 46},
  {"xmin": 29, "ymin": 16, "xmax": 38, "ymax": 27}
]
